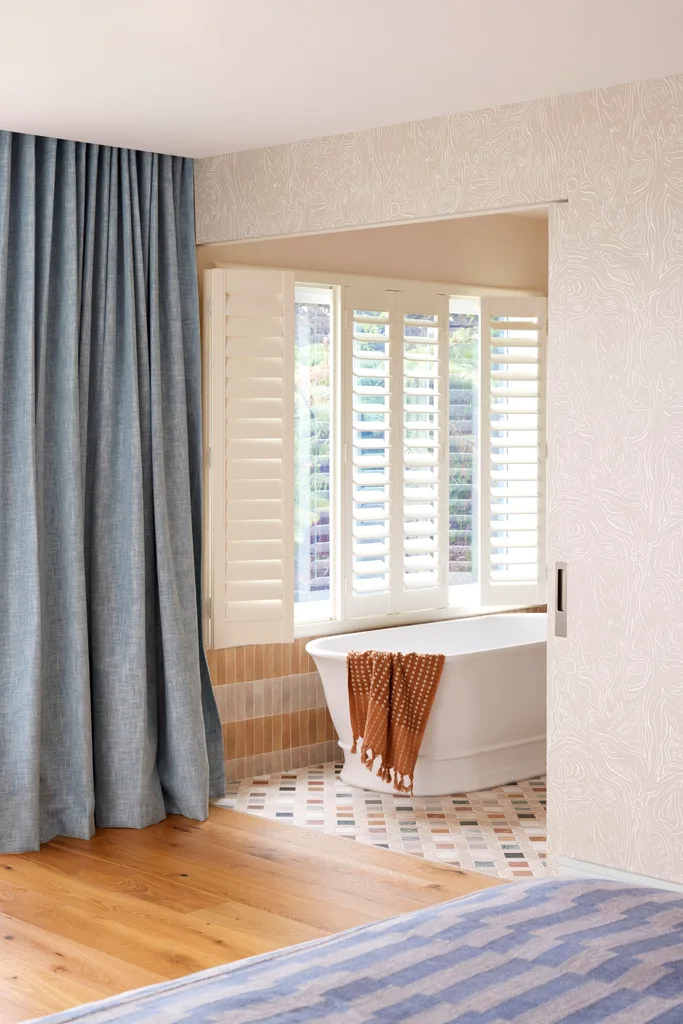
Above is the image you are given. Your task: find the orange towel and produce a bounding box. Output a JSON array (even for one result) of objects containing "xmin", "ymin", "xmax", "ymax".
[{"xmin": 347, "ymin": 650, "xmax": 445, "ymax": 794}]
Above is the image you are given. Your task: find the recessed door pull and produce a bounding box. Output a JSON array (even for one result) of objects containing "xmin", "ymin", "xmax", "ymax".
[{"xmin": 555, "ymin": 562, "xmax": 567, "ymax": 637}]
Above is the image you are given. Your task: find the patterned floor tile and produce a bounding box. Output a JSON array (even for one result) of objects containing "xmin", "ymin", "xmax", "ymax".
[{"xmin": 214, "ymin": 761, "xmax": 548, "ymax": 881}]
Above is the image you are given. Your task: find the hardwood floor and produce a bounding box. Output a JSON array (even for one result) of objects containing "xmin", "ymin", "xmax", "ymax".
[{"xmin": 0, "ymin": 807, "xmax": 501, "ymax": 1023}]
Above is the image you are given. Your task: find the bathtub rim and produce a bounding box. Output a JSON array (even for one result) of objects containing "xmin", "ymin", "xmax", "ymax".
[{"xmin": 305, "ymin": 612, "xmax": 547, "ymax": 663}]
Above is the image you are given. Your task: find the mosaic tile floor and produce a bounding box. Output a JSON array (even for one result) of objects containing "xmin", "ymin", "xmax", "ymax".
[{"xmin": 215, "ymin": 761, "xmax": 547, "ymax": 880}]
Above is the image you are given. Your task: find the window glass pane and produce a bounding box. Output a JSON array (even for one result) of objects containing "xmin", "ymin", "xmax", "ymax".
[
  {"xmin": 449, "ymin": 297, "xmax": 480, "ymax": 586},
  {"xmin": 294, "ymin": 286, "xmax": 333, "ymax": 615}
]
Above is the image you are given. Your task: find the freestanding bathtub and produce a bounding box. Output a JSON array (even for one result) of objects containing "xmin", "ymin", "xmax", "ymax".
[{"xmin": 306, "ymin": 613, "xmax": 547, "ymax": 796}]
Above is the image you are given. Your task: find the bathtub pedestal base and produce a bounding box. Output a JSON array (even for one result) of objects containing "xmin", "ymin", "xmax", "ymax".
[{"xmin": 338, "ymin": 737, "xmax": 546, "ymax": 797}]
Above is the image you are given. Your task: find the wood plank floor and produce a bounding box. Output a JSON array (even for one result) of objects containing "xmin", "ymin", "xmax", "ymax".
[{"xmin": 0, "ymin": 807, "xmax": 502, "ymax": 1023}]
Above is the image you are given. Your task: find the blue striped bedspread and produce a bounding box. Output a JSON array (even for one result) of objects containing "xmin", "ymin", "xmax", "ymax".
[{"xmin": 30, "ymin": 879, "xmax": 683, "ymax": 1023}]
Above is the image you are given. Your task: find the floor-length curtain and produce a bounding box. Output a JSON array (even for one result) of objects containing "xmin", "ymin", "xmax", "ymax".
[{"xmin": 0, "ymin": 132, "xmax": 224, "ymax": 853}]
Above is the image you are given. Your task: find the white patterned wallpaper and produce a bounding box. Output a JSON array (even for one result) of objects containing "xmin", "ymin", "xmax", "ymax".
[{"xmin": 196, "ymin": 74, "xmax": 683, "ymax": 885}]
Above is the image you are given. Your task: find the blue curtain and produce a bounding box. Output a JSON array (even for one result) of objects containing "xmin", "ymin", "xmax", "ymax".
[{"xmin": 0, "ymin": 132, "xmax": 224, "ymax": 853}]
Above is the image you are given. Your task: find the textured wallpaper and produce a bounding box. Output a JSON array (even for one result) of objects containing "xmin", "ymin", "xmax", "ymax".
[{"xmin": 196, "ymin": 74, "xmax": 683, "ymax": 885}]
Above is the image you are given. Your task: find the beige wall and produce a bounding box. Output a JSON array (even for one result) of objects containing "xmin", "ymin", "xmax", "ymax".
[
  {"xmin": 196, "ymin": 74, "xmax": 683, "ymax": 887},
  {"xmin": 197, "ymin": 213, "xmax": 548, "ymax": 292}
]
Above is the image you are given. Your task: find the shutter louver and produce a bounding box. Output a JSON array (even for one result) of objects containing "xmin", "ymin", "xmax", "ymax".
[
  {"xmin": 480, "ymin": 296, "xmax": 547, "ymax": 606},
  {"xmin": 205, "ymin": 268, "xmax": 294, "ymax": 648}
]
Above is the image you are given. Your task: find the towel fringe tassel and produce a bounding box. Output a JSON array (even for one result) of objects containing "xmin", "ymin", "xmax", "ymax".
[{"xmin": 350, "ymin": 737, "xmax": 414, "ymax": 795}]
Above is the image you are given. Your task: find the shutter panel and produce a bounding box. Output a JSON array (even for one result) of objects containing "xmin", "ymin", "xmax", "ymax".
[
  {"xmin": 479, "ymin": 296, "xmax": 547, "ymax": 606},
  {"xmin": 342, "ymin": 284, "xmax": 449, "ymax": 619},
  {"xmin": 205, "ymin": 268, "xmax": 294, "ymax": 648},
  {"xmin": 343, "ymin": 285, "xmax": 395, "ymax": 618},
  {"xmin": 396, "ymin": 288, "xmax": 449, "ymax": 612}
]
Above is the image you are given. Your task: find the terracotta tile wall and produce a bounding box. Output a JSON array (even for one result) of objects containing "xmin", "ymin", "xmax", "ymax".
[
  {"xmin": 207, "ymin": 607, "xmax": 547, "ymax": 782},
  {"xmin": 205, "ymin": 638, "xmax": 336, "ymax": 782}
]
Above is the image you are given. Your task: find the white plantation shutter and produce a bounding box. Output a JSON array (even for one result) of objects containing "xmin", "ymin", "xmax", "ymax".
[
  {"xmin": 342, "ymin": 284, "xmax": 449, "ymax": 619},
  {"xmin": 204, "ymin": 268, "xmax": 294, "ymax": 648},
  {"xmin": 343, "ymin": 285, "xmax": 394, "ymax": 618},
  {"xmin": 479, "ymin": 296, "xmax": 547, "ymax": 606},
  {"xmin": 397, "ymin": 289, "xmax": 449, "ymax": 611}
]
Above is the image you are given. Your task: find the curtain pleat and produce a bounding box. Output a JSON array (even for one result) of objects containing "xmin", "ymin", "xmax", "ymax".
[{"xmin": 0, "ymin": 132, "xmax": 224, "ymax": 853}]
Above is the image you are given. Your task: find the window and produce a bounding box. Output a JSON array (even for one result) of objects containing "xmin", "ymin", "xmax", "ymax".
[
  {"xmin": 341, "ymin": 286, "xmax": 450, "ymax": 618},
  {"xmin": 294, "ymin": 286, "xmax": 333, "ymax": 621},
  {"xmin": 448, "ymin": 297, "xmax": 479, "ymax": 589},
  {"xmin": 204, "ymin": 268, "xmax": 545, "ymax": 647},
  {"xmin": 294, "ymin": 282, "xmax": 545, "ymax": 624},
  {"xmin": 479, "ymin": 298, "xmax": 546, "ymax": 605}
]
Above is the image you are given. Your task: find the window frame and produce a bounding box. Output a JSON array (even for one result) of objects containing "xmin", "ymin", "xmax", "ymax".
[
  {"xmin": 205, "ymin": 263, "xmax": 545, "ymax": 643},
  {"xmin": 286, "ymin": 269, "xmax": 546, "ymax": 638}
]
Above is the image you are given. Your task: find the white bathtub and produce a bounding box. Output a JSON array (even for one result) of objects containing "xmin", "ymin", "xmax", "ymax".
[{"xmin": 306, "ymin": 613, "xmax": 547, "ymax": 796}]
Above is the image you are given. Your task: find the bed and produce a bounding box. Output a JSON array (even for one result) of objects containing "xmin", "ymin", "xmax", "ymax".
[{"xmin": 30, "ymin": 879, "xmax": 683, "ymax": 1023}]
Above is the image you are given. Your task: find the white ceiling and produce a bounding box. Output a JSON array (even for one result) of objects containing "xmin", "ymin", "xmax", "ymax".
[{"xmin": 1, "ymin": 0, "xmax": 682, "ymax": 159}]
